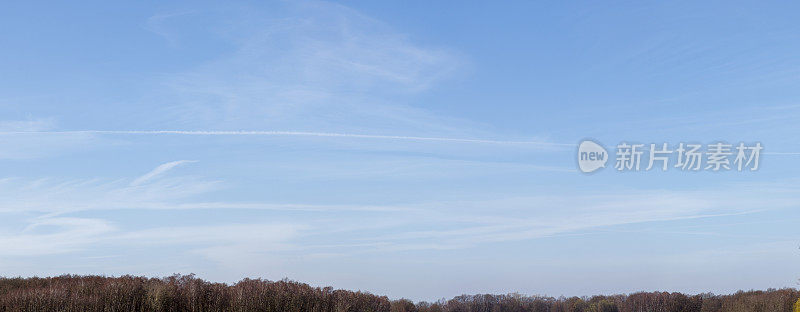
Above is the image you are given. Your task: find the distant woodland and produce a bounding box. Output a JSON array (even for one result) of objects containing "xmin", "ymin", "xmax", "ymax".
[{"xmin": 0, "ymin": 274, "xmax": 797, "ymax": 312}]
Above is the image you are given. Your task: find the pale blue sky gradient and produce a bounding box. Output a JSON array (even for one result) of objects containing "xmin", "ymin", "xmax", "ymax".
[{"xmin": 1, "ymin": 0, "xmax": 800, "ymax": 301}]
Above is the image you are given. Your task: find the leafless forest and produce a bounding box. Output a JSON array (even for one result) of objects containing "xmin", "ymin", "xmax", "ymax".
[{"xmin": 0, "ymin": 274, "xmax": 797, "ymax": 312}]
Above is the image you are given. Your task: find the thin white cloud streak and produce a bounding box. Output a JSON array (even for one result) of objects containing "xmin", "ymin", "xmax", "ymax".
[
  {"xmin": 0, "ymin": 177, "xmax": 221, "ymax": 215},
  {"xmin": 0, "ymin": 118, "xmax": 56, "ymax": 131},
  {"xmin": 144, "ymin": 11, "xmax": 194, "ymax": 47},
  {"xmin": 114, "ymin": 223, "xmax": 300, "ymax": 246},
  {"xmin": 1, "ymin": 175, "xmax": 797, "ymax": 261},
  {"xmin": 0, "ymin": 174, "xmax": 426, "ymax": 216},
  {"xmin": 0, "ymin": 218, "xmax": 300, "ymax": 258},
  {"xmin": 0, "ymin": 130, "xmax": 572, "ymax": 147},
  {"xmin": 3, "ymin": 129, "xmax": 798, "ymax": 154},
  {"xmin": 343, "ymin": 194, "xmax": 773, "ymax": 252},
  {"xmin": 131, "ymin": 160, "xmax": 197, "ymax": 186},
  {"xmin": 2, "ymin": 159, "xmax": 799, "ymax": 263},
  {"xmin": 0, "ymin": 119, "xmax": 99, "ymax": 160},
  {"xmin": 0, "ymin": 217, "xmax": 114, "ymax": 256}
]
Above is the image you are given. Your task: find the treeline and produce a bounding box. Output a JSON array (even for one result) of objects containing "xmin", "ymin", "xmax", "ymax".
[
  {"xmin": 0, "ymin": 274, "xmax": 797, "ymax": 312},
  {"xmin": 0, "ymin": 275, "xmax": 388, "ymax": 312},
  {"xmin": 403, "ymin": 290, "xmax": 799, "ymax": 312}
]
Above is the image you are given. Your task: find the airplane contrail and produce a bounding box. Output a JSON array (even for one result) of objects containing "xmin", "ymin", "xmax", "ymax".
[
  {"xmin": 4, "ymin": 130, "xmax": 797, "ymax": 154},
  {"xmin": 0, "ymin": 130, "xmax": 572, "ymax": 146}
]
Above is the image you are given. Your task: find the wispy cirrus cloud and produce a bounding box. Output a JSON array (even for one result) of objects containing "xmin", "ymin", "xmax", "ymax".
[
  {"xmin": 151, "ymin": 1, "xmax": 469, "ymax": 137},
  {"xmin": 0, "ymin": 217, "xmax": 114, "ymax": 256},
  {"xmin": 0, "ymin": 166, "xmax": 219, "ymax": 215},
  {"xmin": 1, "ymin": 159, "xmax": 798, "ymax": 276},
  {"xmin": 131, "ymin": 160, "xmax": 197, "ymax": 186},
  {"xmin": 144, "ymin": 11, "xmax": 195, "ymax": 47}
]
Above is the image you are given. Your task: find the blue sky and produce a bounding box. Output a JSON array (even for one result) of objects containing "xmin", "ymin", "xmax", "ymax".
[{"xmin": 1, "ymin": 0, "xmax": 800, "ymax": 301}]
